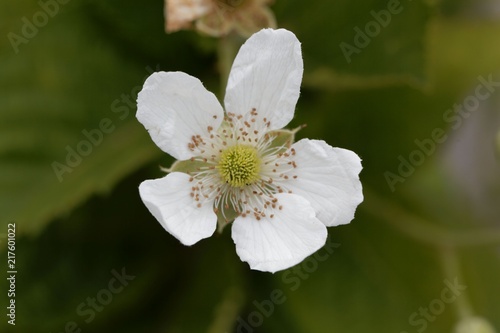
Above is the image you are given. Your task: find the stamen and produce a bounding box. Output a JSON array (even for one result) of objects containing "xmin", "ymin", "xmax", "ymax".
[
  {"xmin": 185, "ymin": 110, "xmax": 299, "ymax": 220},
  {"xmin": 218, "ymin": 145, "xmax": 261, "ymax": 188}
]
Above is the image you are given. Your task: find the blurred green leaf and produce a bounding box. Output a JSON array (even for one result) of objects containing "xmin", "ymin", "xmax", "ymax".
[
  {"xmin": 270, "ymin": 228, "xmax": 450, "ymax": 333},
  {"xmin": 0, "ymin": 1, "xmax": 166, "ymax": 236},
  {"xmin": 0, "ymin": 159, "xmax": 247, "ymax": 333},
  {"xmin": 159, "ymin": 238, "xmax": 246, "ymax": 333},
  {"xmin": 274, "ymin": 0, "xmax": 433, "ymax": 88}
]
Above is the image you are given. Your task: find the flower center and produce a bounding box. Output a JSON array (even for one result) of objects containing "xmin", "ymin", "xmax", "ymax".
[{"xmin": 218, "ymin": 144, "xmax": 261, "ymax": 188}]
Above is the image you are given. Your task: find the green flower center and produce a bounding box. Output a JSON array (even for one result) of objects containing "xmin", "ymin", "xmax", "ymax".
[{"xmin": 218, "ymin": 145, "xmax": 261, "ymax": 188}]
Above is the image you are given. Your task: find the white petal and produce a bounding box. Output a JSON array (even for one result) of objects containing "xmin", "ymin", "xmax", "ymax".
[
  {"xmin": 282, "ymin": 139, "xmax": 363, "ymax": 227},
  {"xmin": 231, "ymin": 193, "xmax": 327, "ymax": 273},
  {"xmin": 224, "ymin": 28, "xmax": 303, "ymax": 131},
  {"xmin": 137, "ymin": 71, "xmax": 224, "ymax": 160},
  {"xmin": 139, "ymin": 172, "xmax": 217, "ymax": 246}
]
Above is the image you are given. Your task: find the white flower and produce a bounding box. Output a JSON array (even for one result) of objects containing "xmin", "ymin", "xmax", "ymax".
[{"xmin": 137, "ymin": 28, "xmax": 363, "ymax": 273}]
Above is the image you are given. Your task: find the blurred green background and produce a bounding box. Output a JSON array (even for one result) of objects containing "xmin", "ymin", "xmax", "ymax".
[{"xmin": 1, "ymin": 0, "xmax": 500, "ymax": 332}]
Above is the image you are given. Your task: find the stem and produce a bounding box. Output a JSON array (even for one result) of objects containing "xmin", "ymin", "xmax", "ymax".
[
  {"xmin": 363, "ymin": 188, "xmax": 479, "ymax": 321},
  {"xmin": 217, "ymin": 34, "xmax": 242, "ymax": 99},
  {"xmin": 362, "ymin": 188, "xmax": 500, "ymax": 247},
  {"xmin": 207, "ymin": 286, "xmax": 245, "ymax": 333},
  {"xmin": 439, "ymin": 244, "xmax": 474, "ymax": 319}
]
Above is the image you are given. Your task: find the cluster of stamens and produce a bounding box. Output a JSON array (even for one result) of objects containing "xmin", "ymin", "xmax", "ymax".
[
  {"xmin": 185, "ymin": 108, "xmax": 299, "ymax": 222},
  {"xmin": 218, "ymin": 145, "xmax": 261, "ymax": 187}
]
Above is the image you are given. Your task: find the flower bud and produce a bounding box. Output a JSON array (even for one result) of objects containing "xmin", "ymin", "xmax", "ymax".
[{"xmin": 165, "ymin": 0, "xmax": 276, "ymax": 37}]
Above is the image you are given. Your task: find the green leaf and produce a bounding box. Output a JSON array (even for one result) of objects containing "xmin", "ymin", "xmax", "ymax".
[
  {"xmin": 269, "ymin": 228, "xmax": 454, "ymax": 333},
  {"xmin": 274, "ymin": 0, "xmax": 433, "ymax": 88},
  {"xmin": 0, "ymin": 1, "xmax": 163, "ymax": 235},
  {"xmin": 0, "ymin": 173, "xmax": 206, "ymax": 333}
]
